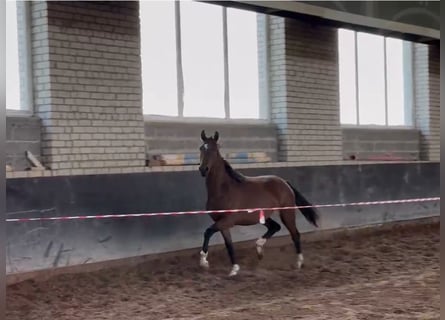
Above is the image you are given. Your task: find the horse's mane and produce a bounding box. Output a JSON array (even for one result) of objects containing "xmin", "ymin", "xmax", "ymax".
[{"xmin": 223, "ymin": 159, "xmax": 246, "ymax": 183}]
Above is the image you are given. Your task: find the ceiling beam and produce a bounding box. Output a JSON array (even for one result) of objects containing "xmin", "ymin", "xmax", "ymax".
[{"xmin": 200, "ymin": 1, "xmax": 439, "ymax": 45}]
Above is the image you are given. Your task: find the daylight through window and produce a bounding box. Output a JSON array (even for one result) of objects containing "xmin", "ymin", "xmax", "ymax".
[
  {"xmin": 140, "ymin": 2, "xmax": 263, "ymax": 119},
  {"xmin": 6, "ymin": 0, "xmax": 22, "ymax": 111},
  {"xmin": 338, "ymin": 28, "xmax": 411, "ymax": 126}
]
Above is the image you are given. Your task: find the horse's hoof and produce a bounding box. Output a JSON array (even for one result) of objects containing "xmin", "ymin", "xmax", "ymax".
[
  {"xmin": 228, "ymin": 264, "xmax": 240, "ymax": 277},
  {"xmin": 256, "ymin": 238, "xmax": 266, "ymax": 260},
  {"xmin": 297, "ymin": 254, "xmax": 304, "ymax": 269},
  {"xmin": 200, "ymin": 250, "xmax": 209, "ymax": 269},
  {"xmin": 256, "ymin": 246, "xmax": 264, "ymax": 260}
]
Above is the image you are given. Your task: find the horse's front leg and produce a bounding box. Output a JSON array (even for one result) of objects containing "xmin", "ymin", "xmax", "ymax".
[
  {"xmin": 200, "ymin": 218, "xmax": 239, "ymax": 276},
  {"xmin": 221, "ymin": 229, "xmax": 239, "ymax": 277},
  {"xmin": 200, "ymin": 224, "xmax": 218, "ymax": 268}
]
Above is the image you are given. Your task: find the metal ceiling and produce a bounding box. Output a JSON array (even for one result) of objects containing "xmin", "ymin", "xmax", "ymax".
[{"xmin": 202, "ymin": 1, "xmax": 439, "ymax": 45}]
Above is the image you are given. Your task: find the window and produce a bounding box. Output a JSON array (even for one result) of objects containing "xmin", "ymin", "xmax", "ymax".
[
  {"xmin": 180, "ymin": 1, "xmax": 225, "ymax": 118},
  {"xmin": 140, "ymin": 1, "xmax": 178, "ymax": 117},
  {"xmin": 6, "ymin": 0, "xmax": 22, "ymax": 110},
  {"xmin": 227, "ymin": 8, "xmax": 260, "ymax": 119},
  {"xmin": 338, "ymin": 29, "xmax": 412, "ymax": 126},
  {"xmin": 6, "ymin": 0, "xmax": 32, "ymax": 112},
  {"xmin": 140, "ymin": 2, "xmax": 264, "ymax": 120}
]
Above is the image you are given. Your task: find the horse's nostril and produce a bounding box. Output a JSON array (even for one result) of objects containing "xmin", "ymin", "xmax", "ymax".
[{"xmin": 199, "ymin": 166, "xmax": 208, "ymax": 176}]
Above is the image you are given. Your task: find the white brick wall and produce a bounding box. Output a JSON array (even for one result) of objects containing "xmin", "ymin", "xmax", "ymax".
[
  {"xmin": 414, "ymin": 43, "xmax": 440, "ymax": 161},
  {"xmin": 268, "ymin": 17, "xmax": 288, "ymax": 159},
  {"xmin": 13, "ymin": 2, "xmax": 436, "ymax": 177},
  {"xmin": 428, "ymin": 45, "xmax": 440, "ymax": 161},
  {"xmin": 269, "ymin": 17, "xmax": 342, "ymax": 162},
  {"xmin": 31, "ymin": 1, "xmax": 145, "ymax": 171}
]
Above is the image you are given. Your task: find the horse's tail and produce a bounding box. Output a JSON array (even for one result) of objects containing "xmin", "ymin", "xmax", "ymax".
[{"xmin": 286, "ymin": 181, "xmax": 319, "ymax": 227}]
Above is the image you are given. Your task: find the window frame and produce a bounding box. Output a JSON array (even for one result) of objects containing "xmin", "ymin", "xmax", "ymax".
[
  {"xmin": 6, "ymin": 1, "xmax": 34, "ymax": 116},
  {"xmin": 141, "ymin": 2, "xmax": 270, "ymax": 123},
  {"xmin": 338, "ymin": 28, "xmax": 414, "ymax": 128}
]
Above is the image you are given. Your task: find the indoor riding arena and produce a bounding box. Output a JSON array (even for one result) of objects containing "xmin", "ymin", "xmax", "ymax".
[{"xmin": 6, "ymin": 1, "xmax": 439, "ymax": 319}]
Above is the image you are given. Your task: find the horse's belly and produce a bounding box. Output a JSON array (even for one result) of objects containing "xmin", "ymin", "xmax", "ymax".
[
  {"xmin": 231, "ymin": 189, "xmax": 283, "ymax": 209},
  {"xmin": 206, "ymin": 178, "xmax": 293, "ymax": 223},
  {"xmin": 234, "ymin": 210, "xmax": 278, "ymax": 225}
]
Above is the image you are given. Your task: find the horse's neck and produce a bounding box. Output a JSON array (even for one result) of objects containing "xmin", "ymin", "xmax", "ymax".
[{"xmin": 205, "ymin": 159, "xmax": 230, "ymax": 195}]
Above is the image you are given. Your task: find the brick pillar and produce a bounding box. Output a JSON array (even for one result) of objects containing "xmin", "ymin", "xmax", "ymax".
[
  {"xmin": 268, "ymin": 17, "xmax": 342, "ymax": 162},
  {"xmin": 413, "ymin": 43, "xmax": 440, "ymax": 161},
  {"xmin": 268, "ymin": 16, "xmax": 288, "ymax": 161},
  {"xmin": 31, "ymin": 1, "xmax": 146, "ymax": 174}
]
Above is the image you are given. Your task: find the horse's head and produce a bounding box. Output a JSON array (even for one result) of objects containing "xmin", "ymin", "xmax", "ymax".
[{"xmin": 199, "ymin": 129, "xmax": 220, "ymax": 177}]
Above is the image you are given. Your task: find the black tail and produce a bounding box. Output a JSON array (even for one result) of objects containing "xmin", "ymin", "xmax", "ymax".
[{"xmin": 286, "ymin": 181, "xmax": 319, "ymax": 227}]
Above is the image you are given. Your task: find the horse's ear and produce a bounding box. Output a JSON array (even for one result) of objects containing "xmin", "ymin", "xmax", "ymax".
[
  {"xmin": 214, "ymin": 131, "xmax": 219, "ymax": 142},
  {"xmin": 201, "ymin": 130, "xmax": 207, "ymax": 141}
]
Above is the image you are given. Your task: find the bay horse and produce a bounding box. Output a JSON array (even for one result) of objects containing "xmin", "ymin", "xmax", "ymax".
[{"xmin": 198, "ymin": 130, "xmax": 319, "ymax": 276}]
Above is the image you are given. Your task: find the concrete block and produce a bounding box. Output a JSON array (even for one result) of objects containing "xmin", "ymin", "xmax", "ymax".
[
  {"xmin": 6, "ymin": 116, "xmax": 41, "ymax": 141},
  {"xmin": 6, "ymin": 156, "xmax": 28, "ymax": 171},
  {"xmin": 352, "ymin": 151, "xmax": 419, "ymax": 161},
  {"xmin": 6, "ymin": 141, "xmax": 41, "ymax": 158},
  {"xmin": 374, "ymin": 142, "xmax": 419, "ymax": 152}
]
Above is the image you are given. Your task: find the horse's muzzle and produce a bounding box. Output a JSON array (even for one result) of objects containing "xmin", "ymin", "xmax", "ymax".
[{"xmin": 199, "ymin": 166, "xmax": 208, "ymax": 177}]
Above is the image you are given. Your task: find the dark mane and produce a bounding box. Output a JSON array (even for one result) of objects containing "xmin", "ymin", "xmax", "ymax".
[{"xmin": 223, "ymin": 159, "xmax": 246, "ymax": 183}]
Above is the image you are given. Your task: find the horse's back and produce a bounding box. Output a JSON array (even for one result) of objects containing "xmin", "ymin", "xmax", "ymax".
[
  {"xmin": 206, "ymin": 173, "xmax": 295, "ymax": 225},
  {"xmin": 235, "ymin": 174, "xmax": 294, "ymax": 206},
  {"xmin": 245, "ymin": 174, "xmax": 288, "ymax": 187}
]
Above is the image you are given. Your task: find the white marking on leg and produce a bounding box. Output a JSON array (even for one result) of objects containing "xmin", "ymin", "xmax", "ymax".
[
  {"xmin": 228, "ymin": 264, "xmax": 240, "ymax": 277},
  {"xmin": 200, "ymin": 250, "xmax": 209, "ymax": 268},
  {"xmin": 297, "ymin": 253, "xmax": 304, "ymax": 269},
  {"xmin": 256, "ymin": 238, "xmax": 267, "ymax": 246},
  {"xmin": 256, "ymin": 238, "xmax": 267, "ymax": 256}
]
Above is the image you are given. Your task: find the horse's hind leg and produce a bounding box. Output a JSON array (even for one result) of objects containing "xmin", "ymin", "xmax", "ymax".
[
  {"xmin": 256, "ymin": 217, "xmax": 281, "ymax": 259},
  {"xmin": 279, "ymin": 209, "xmax": 304, "ymax": 269}
]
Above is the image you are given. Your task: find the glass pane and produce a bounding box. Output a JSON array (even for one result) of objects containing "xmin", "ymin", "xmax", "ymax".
[
  {"xmin": 357, "ymin": 32, "xmax": 386, "ymax": 125},
  {"xmin": 181, "ymin": 1, "xmax": 225, "ymax": 118},
  {"xmin": 386, "ymin": 37, "xmax": 405, "ymax": 125},
  {"xmin": 338, "ymin": 29, "xmax": 357, "ymax": 124},
  {"xmin": 227, "ymin": 8, "xmax": 259, "ymax": 119},
  {"xmin": 6, "ymin": 0, "xmax": 21, "ymax": 110},
  {"xmin": 140, "ymin": 1, "xmax": 178, "ymax": 116}
]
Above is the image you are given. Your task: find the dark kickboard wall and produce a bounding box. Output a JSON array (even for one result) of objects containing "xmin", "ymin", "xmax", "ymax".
[{"xmin": 6, "ymin": 162, "xmax": 440, "ymax": 274}]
